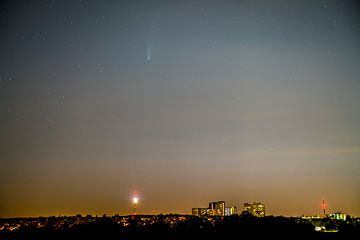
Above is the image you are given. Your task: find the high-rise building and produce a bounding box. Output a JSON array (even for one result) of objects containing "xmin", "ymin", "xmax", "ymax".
[
  {"xmin": 192, "ymin": 201, "xmax": 233, "ymax": 217},
  {"xmin": 209, "ymin": 201, "xmax": 225, "ymax": 216},
  {"xmin": 225, "ymin": 206, "xmax": 237, "ymax": 216},
  {"xmin": 244, "ymin": 202, "xmax": 265, "ymax": 217},
  {"xmin": 329, "ymin": 212, "xmax": 346, "ymax": 221},
  {"xmin": 192, "ymin": 208, "xmax": 208, "ymax": 217}
]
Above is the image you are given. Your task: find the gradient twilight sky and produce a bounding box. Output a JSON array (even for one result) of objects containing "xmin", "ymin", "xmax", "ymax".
[{"xmin": 1, "ymin": 0, "xmax": 360, "ymax": 218}]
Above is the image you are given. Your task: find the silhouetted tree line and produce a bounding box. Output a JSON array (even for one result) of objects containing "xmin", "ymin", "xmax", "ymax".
[{"xmin": 1, "ymin": 213, "xmax": 359, "ymax": 240}]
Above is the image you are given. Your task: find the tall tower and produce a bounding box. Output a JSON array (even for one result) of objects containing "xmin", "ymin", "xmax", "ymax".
[
  {"xmin": 133, "ymin": 196, "xmax": 138, "ymax": 215},
  {"xmin": 321, "ymin": 198, "xmax": 327, "ymax": 217},
  {"xmin": 132, "ymin": 191, "xmax": 139, "ymax": 216}
]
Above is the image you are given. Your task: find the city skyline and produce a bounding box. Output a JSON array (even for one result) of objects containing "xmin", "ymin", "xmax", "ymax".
[
  {"xmin": 0, "ymin": 196, "xmax": 355, "ymax": 219},
  {"xmin": 1, "ymin": 0, "xmax": 360, "ymax": 218}
]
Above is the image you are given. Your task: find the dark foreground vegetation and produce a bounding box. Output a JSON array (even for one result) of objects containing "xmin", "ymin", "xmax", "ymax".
[{"xmin": 1, "ymin": 213, "xmax": 359, "ymax": 240}]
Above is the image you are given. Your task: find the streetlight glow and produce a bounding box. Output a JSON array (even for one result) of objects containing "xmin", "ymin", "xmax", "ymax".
[{"xmin": 133, "ymin": 197, "xmax": 138, "ymax": 204}]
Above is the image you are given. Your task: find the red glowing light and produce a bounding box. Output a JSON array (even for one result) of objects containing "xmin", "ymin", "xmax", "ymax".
[{"xmin": 321, "ymin": 199, "xmax": 327, "ymax": 209}]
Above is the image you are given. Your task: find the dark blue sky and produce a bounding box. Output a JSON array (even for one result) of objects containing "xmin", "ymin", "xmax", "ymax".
[{"xmin": 0, "ymin": 0, "xmax": 359, "ymax": 217}]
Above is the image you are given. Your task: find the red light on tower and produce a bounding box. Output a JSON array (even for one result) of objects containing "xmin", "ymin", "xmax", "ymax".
[{"xmin": 321, "ymin": 198, "xmax": 327, "ymax": 217}]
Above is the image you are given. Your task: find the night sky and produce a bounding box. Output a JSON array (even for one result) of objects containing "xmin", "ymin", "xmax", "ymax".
[{"xmin": 1, "ymin": 0, "xmax": 360, "ymax": 218}]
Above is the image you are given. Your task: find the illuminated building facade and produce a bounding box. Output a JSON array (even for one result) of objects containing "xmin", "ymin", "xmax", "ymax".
[
  {"xmin": 192, "ymin": 208, "xmax": 208, "ymax": 217},
  {"xmin": 209, "ymin": 201, "xmax": 225, "ymax": 216},
  {"xmin": 225, "ymin": 206, "xmax": 237, "ymax": 216},
  {"xmin": 244, "ymin": 202, "xmax": 265, "ymax": 217},
  {"xmin": 192, "ymin": 201, "xmax": 227, "ymax": 217},
  {"xmin": 329, "ymin": 212, "xmax": 346, "ymax": 221}
]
